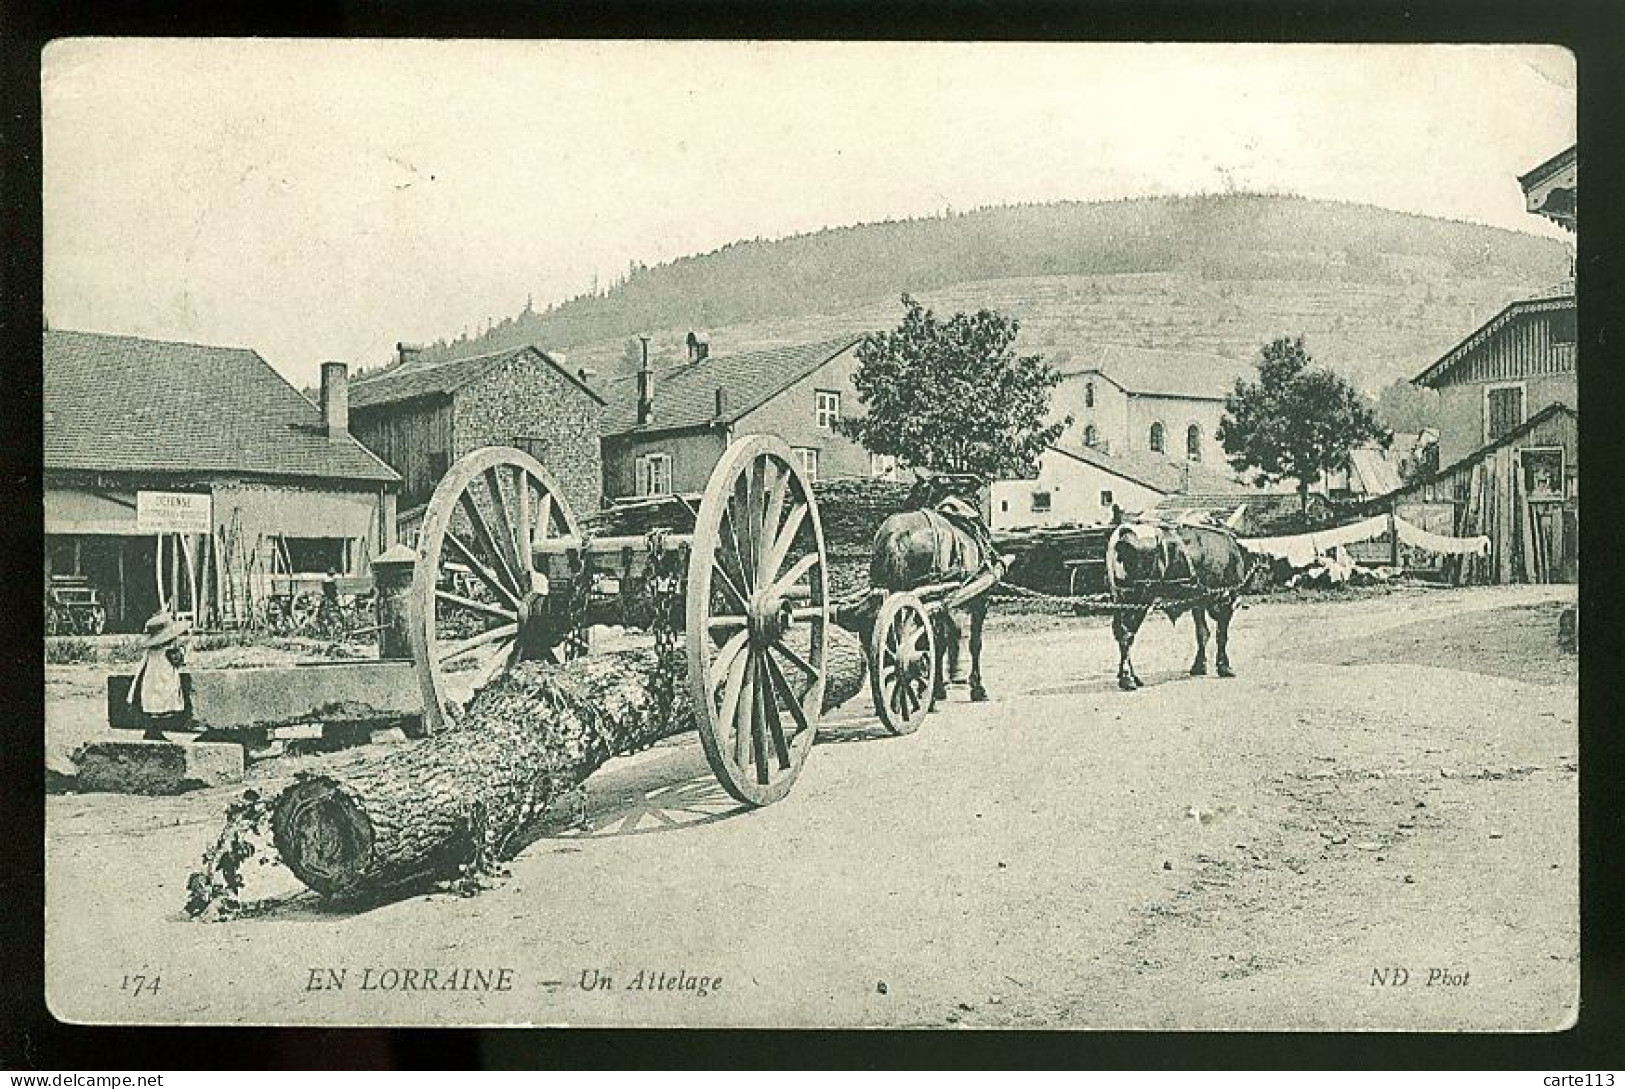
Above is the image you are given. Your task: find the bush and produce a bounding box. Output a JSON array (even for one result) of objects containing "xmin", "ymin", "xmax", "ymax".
[{"xmin": 45, "ymin": 637, "xmax": 142, "ymax": 665}]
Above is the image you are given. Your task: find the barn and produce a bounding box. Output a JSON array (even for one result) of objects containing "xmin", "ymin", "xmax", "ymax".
[
  {"xmin": 44, "ymin": 331, "xmax": 400, "ymax": 633},
  {"xmin": 348, "ymin": 344, "xmax": 607, "ymax": 527}
]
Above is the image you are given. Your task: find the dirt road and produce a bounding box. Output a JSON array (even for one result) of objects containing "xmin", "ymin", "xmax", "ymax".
[{"xmin": 44, "ymin": 584, "xmax": 1578, "ymax": 1029}]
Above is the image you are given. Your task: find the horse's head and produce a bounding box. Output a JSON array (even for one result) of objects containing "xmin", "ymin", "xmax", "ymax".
[
  {"xmin": 1108, "ymin": 522, "xmax": 1164, "ymax": 589},
  {"xmin": 906, "ymin": 470, "xmax": 985, "ymax": 513}
]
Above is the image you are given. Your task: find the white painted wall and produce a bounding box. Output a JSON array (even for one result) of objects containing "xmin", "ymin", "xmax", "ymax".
[{"xmin": 991, "ymin": 449, "xmax": 1166, "ymax": 531}]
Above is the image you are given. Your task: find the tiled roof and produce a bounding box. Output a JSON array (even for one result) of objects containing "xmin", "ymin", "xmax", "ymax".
[
  {"xmin": 1065, "ymin": 344, "xmax": 1252, "ymax": 400},
  {"xmin": 1050, "ymin": 442, "xmax": 1255, "ymax": 496},
  {"xmin": 1347, "ymin": 447, "xmax": 1403, "ymax": 497},
  {"xmin": 44, "ymin": 330, "xmax": 399, "ymax": 484},
  {"xmin": 1413, "ymin": 287, "xmax": 1576, "ymax": 387},
  {"xmin": 349, "ymin": 344, "xmax": 605, "ymax": 410},
  {"xmin": 602, "ymin": 335, "xmax": 862, "ymax": 436}
]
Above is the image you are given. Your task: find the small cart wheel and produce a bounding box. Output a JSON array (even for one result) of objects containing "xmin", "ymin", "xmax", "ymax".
[
  {"xmin": 410, "ymin": 446, "xmax": 580, "ymax": 732},
  {"xmin": 870, "ymin": 592, "xmax": 937, "ymax": 735},
  {"xmin": 687, "ymin": 435, "xmax": 829, "ymax": 807}
]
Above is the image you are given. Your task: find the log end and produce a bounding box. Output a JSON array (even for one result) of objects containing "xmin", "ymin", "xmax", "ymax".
[{"xmin": 271, "ymin": 776, "xmax": 376, "ymax": 899}]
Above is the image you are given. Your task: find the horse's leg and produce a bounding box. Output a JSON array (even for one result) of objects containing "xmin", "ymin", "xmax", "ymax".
[
  {"xmin": 1211, "ymin": 598, "xmax": 1236, "ymax": 678},
  {"xmin": 933, "ymin": 611, "xmax": 958, "ymax": 701},
  {"xmin": 942, "ymin": 609, "xmax": 965, "ymax": 685},
  {"xmin": 968, "ymin": 599, "xmax": 988, "ymax": 702},
  {"xmin": 1112, "ymin": 607, "xmax": 1146, "ymax": 691},
  {"xmin": 1190, "ymin": 607, "xmax": 1210, "ymax": 676}
]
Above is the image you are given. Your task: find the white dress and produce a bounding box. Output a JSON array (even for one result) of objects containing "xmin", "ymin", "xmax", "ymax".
[{"xmin": 130, "ymin": 647, "xmax": 186, "ymax": 715}]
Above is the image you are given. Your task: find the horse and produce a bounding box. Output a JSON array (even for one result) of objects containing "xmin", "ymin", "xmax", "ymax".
[
  {"xmin": 868, "ymin": 474, "xmax": 998, "ymax": 703},
  {"xmin": 1105, "ymin": 517, "xmax": 1257, "ymax": 692}
]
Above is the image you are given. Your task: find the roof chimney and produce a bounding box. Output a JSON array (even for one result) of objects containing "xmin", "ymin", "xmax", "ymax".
[
  {"xmin": 396, "ymin": 342, "xmax": 423, "ymax": 368},
  {"xmin": 714, "ymin": 387, "xmax": 728, "ymax": 418},
  {"xmin": 321, "ymin": 361, "xmax": 350, "ymax": 441},
  {"xmin": 686, "ymin": 330, "xmax": 709, "ymax": 363},
  {"xmin": 636, "ymin": 336, "xmax": 654, "ymax": 425}
]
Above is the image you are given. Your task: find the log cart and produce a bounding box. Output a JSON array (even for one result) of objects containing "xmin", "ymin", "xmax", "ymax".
[
  {"xmin": 834, "ymin": 564, "xmax": 1003, "ymax": 738},
  {"xmin": 407, "ymin": 434, "xmax": 836, "ymax": 807}
]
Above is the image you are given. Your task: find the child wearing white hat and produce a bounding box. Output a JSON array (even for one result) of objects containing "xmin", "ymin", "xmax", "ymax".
[{"xmin": 128, "ymin": 611, "xmax": 191, "ymax": 725}]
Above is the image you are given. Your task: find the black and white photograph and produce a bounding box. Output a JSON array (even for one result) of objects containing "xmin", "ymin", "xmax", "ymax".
[{"xmin": 39, "ymin": 39, "xmax": 1578, "ymax": 1031}]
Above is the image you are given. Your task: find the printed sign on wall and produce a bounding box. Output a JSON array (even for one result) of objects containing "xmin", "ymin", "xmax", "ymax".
[{"xmin": 136, "ymin": 490, "xmax": 213, "ymax": 535}]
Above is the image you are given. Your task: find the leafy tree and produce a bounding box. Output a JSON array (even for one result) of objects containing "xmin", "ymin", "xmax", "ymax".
[
  {"xmin": 838, "ymin": 295, "xmax": 1069, "ymax": 479},
  {"xmin": 1218, "ymin": 336, "xmax": 1389, "ymax": 512}
]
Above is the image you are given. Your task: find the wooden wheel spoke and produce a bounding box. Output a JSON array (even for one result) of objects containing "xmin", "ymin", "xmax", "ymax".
[
  {"xmin": 436, "ymin": 589, "xmax": 518, "ymax": 623},
  {"xmin": 709, "ymin": 629, "xmax": 751, "ymax": 693},
  {"xmin": 438, "ymin": 623, "xmax": 518, "ymax": 663},
  {"xmin": 758, "ymin": 654, "xmax": 792, "ymax": 770},
  {"xmin": 762, "ymin": 501, "xmax": 809, "ymax": 586},
  {"xmin": 758, "ymin": 461, "xmax": 790, "ymax": 576},
  {"xmin": 715, "ymin": 639, "xmax": 751, "ymax": 737},
  {"xmin": 722, "ymin": 496, "xmax": 755, "ymax": 592},
  {"xmin": 763, "ymin": 650, "xmax": 810, "ymax": 737},
  {"xmin": 712, "ymin": 562, "xmax": 750, "ymax": 615},
  {"xmin": 768, "ymin": 551, "xmax": 821, "ymax": 601},
  {"xmin": 734, "ymin": 649, "xmax": 757, "ymax": 769},
  {"xmin": 442, "ymin": 531, "xmax": 522, "ymax": 609},
  {"xmin": 746, "ymin": 456, "xmax": 768, "ymax": 578},
  {"xmin": 771, "ymin": 638, "xmax": 818, "ymax": 680},
  {"xmin": 708, "ymin": 614, "xmax": 747, "ymax": 634},
  {"xmin": 536, "ymin": 491, "xmax": 554, "ymax": 540},
  {"xmin": 513, "ymin": 467, "xmax": 534, "ymax": 579},
  {"xmin": 482, "ymin": 467, "xmax": 525, "ymax": 588},
  {"xmin": 457, "ymin": 491, "xmax": 522, "ymax": 598},
  {"xmin": 750, "ymin": 653, "xmax": 772, "ymax": 784}
]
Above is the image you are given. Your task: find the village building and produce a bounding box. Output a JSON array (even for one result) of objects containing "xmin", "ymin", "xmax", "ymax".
[
  {"xmin": 1364, "ymin": 143, "xmax": 1578, "ymax": 584},
  {"xmin": 44, "ymin": 330, "xmax": 400, "ymax": 633},
  {"xmin": 348, "ymin": 343, "xmax": 606, "ymax": 520},
  {"xmin": 1058, "ymin": 344, "xmax": 1253, "ymax": 467},
  {"xmin": 989, "ymin": 442, "xmax": 1255, "ymax": 531},
  {"xmin": 599, "ymin": 335, "xmax": 871, "ymax": 499}
]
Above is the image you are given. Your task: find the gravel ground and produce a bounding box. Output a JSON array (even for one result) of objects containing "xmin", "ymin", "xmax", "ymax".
[{"xmin": 44, "ymin": 584, "xmax": 1577, "ymax": 1029}]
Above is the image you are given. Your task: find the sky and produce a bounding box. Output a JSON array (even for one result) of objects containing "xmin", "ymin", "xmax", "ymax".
[{"xmin": 43, "ymin": 40, "xmax": 1575, "ymax": 388}]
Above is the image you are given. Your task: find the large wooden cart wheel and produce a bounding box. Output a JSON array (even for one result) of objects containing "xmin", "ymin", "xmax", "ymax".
[
  {"xmin": 870, "ymin": 592, "xmax": 937, "ymax": 735},
  {"xmin": 687, "ymin": 435, "xmax": 830, "ymax": 807},
  {"xmin": 410, "ymin": 446, "xmax": 580, "ymax": 732}
]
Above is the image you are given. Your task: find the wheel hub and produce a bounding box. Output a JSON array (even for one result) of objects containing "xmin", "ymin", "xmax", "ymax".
[{"xmin": 748, "ymin": 593, "xmax": 793, "ymax": 645}]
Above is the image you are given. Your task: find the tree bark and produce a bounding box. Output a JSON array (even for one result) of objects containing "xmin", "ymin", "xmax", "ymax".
[{"xmin": 268, "ymin": 628, "xmax": 866, "ymax": 901}]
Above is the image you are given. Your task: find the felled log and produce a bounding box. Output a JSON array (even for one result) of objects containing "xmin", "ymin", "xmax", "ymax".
[{"xmin": 263, "ymin": 627, "xmax": 865, "ymax": 902}]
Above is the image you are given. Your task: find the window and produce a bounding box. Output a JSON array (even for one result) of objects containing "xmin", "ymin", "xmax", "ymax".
[
  {"xmin": 1149, "ymin": 421, "xmax": 1166, "ymax": 453},
  {"xmin": 793, "ymin": 447, "xmax": 820, "ymax": 481},
  {"xmin": 1551, "ymin": 309, "xmax": 1577, "ymax": 345},
  {"xmin": 815, "ymin": 390, "xmax": 841, "ymax": 430},
  {"xmin": 1083, "ymin": 424, "xmax": 1099, "ymax": 447},
  {"xmin": 1031, "ymin": 491, "xmax": 1052, "ymax": 513},
  {"xmin": 1100, "ymin": 490, "xmax": 1114, "ymax": 508},
  {"xmin": 636, "ymin": 452, "xmax": 672, "ymax": 496},
  {"xmin": 1186, "ymin": 424, "xmax": 1203, "ymax": 462},
  {"xmin": 1084, "ymin": 382, "xmax": 1095, "ymax": 409},
  {"xmin": 275, "ymin": 537, "xmax": 354, "ymax": 575},
  {"xmin": 1485, "ymin": 385, "xmax": 1525, "ymax": 444},
  {"xmin": 870, "ymin": 452, "xmax": 898, "ymax": 478}
]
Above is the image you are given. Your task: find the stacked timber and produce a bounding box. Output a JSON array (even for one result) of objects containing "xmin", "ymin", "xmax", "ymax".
[{"xmin": 991, "ymin": 522, "xmax": 1114, "ymax": 598}]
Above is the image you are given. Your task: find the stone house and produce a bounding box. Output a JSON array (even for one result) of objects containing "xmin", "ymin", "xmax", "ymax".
[
  {"xmin": 44, "ymin": 330, "xmax": 400, "ymax": 632},
  {"xmin": 1057, "ymin": 344, "xmax": 1253, "ymax": 468},
  {"xmin": 599, "ymin": 335, "xmax": 871, "ymax": 498},
  {"xmin": 349, "ymin": 344, "xmax": 606, "ymax": 518}
]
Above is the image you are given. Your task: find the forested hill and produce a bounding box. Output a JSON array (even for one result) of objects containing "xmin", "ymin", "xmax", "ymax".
[{"xmin": 387, "ymin": 194, "xmax": 1570, "ymax": 394}]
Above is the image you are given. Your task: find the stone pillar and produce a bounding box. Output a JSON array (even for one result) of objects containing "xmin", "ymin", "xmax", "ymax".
[{"xmin": 372, "ymin": 544, "xmax": 417, "ymax": 660}]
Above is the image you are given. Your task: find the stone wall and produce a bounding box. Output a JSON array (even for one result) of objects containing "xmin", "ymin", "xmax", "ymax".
[{"xmin": 454, "ymin": 352, "xmax": 606, "ymax": 516}]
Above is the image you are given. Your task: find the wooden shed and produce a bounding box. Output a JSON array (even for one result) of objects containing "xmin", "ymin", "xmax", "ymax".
[{"xmin": 1364, "ymin": 402, "xmax": 1576, "ymax": 584}]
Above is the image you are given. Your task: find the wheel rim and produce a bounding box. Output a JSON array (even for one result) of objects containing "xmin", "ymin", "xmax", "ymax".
[
  {"xmin": 409, "ymin": 447, "xmax": 579, "ymax": 732},
  {"xmin": 687, "ymin": 435, "xmax": 829, "ymax": 807},
  {"xmin": 871, "ymin": 593, "xmax": 935, "ymax": 735}
]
